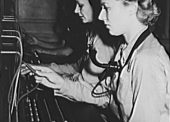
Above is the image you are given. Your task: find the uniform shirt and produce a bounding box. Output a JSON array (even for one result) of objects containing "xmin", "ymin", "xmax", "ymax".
[{"xmin": 111, "ymin": 33, "xmax": 170, "ymax": 122}]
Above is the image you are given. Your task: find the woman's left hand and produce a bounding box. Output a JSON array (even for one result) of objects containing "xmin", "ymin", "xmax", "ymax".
[{"xmin": 30, "ymin": 65, "xmax": 65, "ymax": 90}]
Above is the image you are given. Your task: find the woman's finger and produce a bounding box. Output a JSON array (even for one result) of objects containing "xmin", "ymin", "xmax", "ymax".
[
  {"xmin": 34, "ymin": 76, "xmax": 46, "ymax": 84},
  {"xmin": 34, "ymin": 76, "xmax": 43, "ymax": 81},
  {"xmin": 30, "ymin": 65, "xmax": 53, "ymax": 73},
  {"xmin": 37, "ymin": 77, "xmax": 56, "ymax": 89},
  {"xmin": 35, "ymin": 70, "xmax": 49, "ymax": 77},
  {"xmin": 20, "ymin": 68, "xmax": 31, "ymax": 75},
  {"xmin": 35, "ymin": 79, "xmax": 42, "ymax": 83}
]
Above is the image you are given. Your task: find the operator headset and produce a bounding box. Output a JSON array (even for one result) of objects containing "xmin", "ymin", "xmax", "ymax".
[{"xmin": 89, "ymin": 26, "xmax": 154, "ymax": 98}]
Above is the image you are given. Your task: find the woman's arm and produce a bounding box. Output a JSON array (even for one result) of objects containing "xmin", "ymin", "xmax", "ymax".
[
  {"xmin": 29, "ymin": 65, "xmax": 109, "ymax": 106},
  {"xmin": 55, "ymin": 74, "xmax": 110, "ymax": 107},
  {"xmin": 49, "ymin": 54, "xmax": 87, "ymax": 75},
  {"xmin": 129, "ymin": 53, "xmax": 167, "ymax": 122},
  {"xmin": 49, "ymin": 62, "xmax": 79, "ymax": 75}
]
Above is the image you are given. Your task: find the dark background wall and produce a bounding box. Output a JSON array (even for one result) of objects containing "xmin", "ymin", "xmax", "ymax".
[
  {"xmin": 17, "ymin": 0, "xmax": 61, "ymax": 43},
  {"xmin": 154, "ymin": 0, "xmax": 170, "ymax": 54}
]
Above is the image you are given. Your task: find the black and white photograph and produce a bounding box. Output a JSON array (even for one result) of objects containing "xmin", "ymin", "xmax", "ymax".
[{"xmin": 0, "ymin": 0, "xmax": 170, "ymax": 122}]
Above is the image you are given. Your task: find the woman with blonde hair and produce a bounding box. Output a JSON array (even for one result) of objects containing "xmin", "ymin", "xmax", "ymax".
[{"xmin": 98, "ymin": 0, "xmax": 170, "ymax": 121}]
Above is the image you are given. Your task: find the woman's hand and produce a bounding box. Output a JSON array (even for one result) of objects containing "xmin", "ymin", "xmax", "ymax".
[
  {"xmin": 20, "ymin": 63, "xmax": 32, "ymax": 75},
  {"xmin": 26, "ymin": 65, "xmax": 65, "ymax": 90}
]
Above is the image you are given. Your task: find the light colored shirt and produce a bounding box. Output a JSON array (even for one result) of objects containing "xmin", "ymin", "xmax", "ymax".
[
  {"xmin": 50, "ymin": 36, "xmax": 114, "ymax": 106},
  {"xmin": 111, "ymin": 33, "xmax": 170, "ymax": 122}
]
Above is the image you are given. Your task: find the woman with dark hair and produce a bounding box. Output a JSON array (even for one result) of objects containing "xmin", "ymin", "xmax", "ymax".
[
  {"xmin": 22, "ymin": 0, "xmax": 116, "ymax": 121},
  {"xmin": 98, "ymin": 0, "xmax": 170, "ymax": 121},
  {"xmin": 22, "ymin": 0, "xmax": 115, "ymax": 105}
]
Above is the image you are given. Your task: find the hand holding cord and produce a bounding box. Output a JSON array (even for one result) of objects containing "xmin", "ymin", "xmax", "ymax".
[{"xmin": 20, "ymin": 52, "xmax": 68, "ymax": 122}]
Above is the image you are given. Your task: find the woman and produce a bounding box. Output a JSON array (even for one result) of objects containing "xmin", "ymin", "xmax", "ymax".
[
  {"xmin": 98, "ymin": 0, "xmax": 170, "ymax": 122},
  {"xmin": 23, "ymin": 0, "xmax": 114, "ymax": 105},
  {"xmin": 22, "ymin": 0, "xmax": 115, "ymax": 121}
]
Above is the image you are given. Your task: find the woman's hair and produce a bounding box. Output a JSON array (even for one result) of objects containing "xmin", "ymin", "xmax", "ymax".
[
  {"xmin": 122, "ymin": 0, "xmax": 161, "ymax": 26},
  {"xmin": 88, "ymin": 0, "xmax": 101, "ymax": 21}
]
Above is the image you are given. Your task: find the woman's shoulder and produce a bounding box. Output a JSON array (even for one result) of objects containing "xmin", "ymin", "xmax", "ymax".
[
  {"xmin": 136, "ymin": 34, "xmax": 162, "ymax": 55},
  {"xmin": 134, "ymin": 34, "xmax": 169, "ymax": 66}
]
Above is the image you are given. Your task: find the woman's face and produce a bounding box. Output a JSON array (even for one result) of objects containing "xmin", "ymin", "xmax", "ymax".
[
  {"xmin": 74, "ymin": 0, "xmax": 93, "ymax": 23},
  {"xmin": 98, "ymin": 0, "xmax": 132, "ymax": 36}
]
